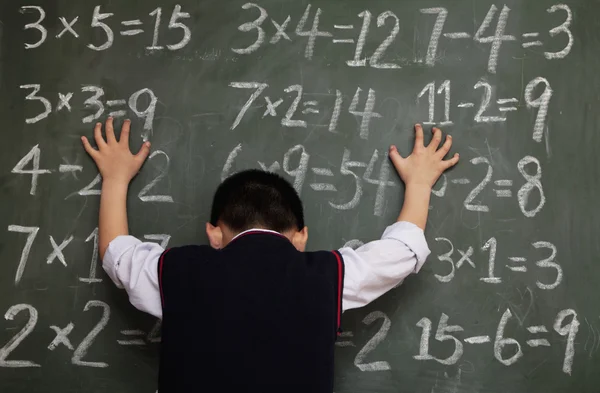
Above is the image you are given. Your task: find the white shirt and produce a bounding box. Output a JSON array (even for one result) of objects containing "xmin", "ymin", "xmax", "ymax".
[{"xmin": 103, "ymin": 221, "xmax": 431, "ymax": 318}]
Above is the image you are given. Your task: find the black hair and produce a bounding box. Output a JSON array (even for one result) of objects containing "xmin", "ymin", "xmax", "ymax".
[{"xmin": 210, "ymin": 169, "xmax": 305, "ymax": 233}]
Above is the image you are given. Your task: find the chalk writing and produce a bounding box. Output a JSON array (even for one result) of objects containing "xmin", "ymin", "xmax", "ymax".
[
  {"xmin": 0, "ymin": 304, "xmax": 40, "ymax": 367},
  {"xmin": 79, "ymin": 228, "xmax": 102, "ymax": 284},
  {"xmin": 414, "ymin": 308, "xmax": 579, "ymax": 374},
  {"xmin": 417, "ymin": 77, "xmax": 551, "ymax": 128},
  {"xmin": 354, "ymin": 311, "xmax": 391, "ymax": 371},
  {"xmin": 11, "ymin": 145, "xmax": 51, "ymax": 195},
  {"xmin": 222, "ymin": 143, "xmax": 394, "ymax": 216},
  {"xmin": 230, "ymin": 82, "xmax": 381, "ymax": 139},
  {"xmin": 11, "ymin": 145, "xmax": 172, "ymax": 202},
  {"xmin": 20, "ymin": 5, "xmax": 192, "ymax": 51},
  {"xmin": 230, "ymin": 3, "xmax": 574, "ymax": 72},
  {"xmin": 20, "ymin": 85, "xmax": 158, "ymax": 140},
  {"xmin": 7, "ymin": 226, "xmax": 40, "ymax": 285},
  {"xmin": 0, "ymin": 301, "xmax": 111, "ymax": 368},
  {"xmin": 430, "ymin": 155, "xmax": 545, "ymax": 218},
  {"xmin": 433, "ymin": 237, "xmax": 563, "ymax": 289}
]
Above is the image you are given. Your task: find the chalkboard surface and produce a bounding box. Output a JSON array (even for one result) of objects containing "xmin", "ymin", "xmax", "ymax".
[{"xmin": 1, "ymin": 0, "xmax": 599, "ymax": 392}]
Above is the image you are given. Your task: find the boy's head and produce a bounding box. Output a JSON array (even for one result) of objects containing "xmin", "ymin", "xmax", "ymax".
[{"xmin": 206, "ymin": 169, "xmax": 308, "ymax": 251}]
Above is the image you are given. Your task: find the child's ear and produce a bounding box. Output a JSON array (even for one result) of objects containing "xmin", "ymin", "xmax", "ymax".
[
  {"xmin": 291, "ymin": 226, "xmax": 308, "ymax": 252},
  {"xmin": 206, "ymin": 222, "xmax": 223, "ymax": 249}
]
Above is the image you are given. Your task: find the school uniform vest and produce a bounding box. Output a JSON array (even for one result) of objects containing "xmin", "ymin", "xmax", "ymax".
[{"xmin": 157, "ymin": 231, "xmax": 344, "ymax": 393}]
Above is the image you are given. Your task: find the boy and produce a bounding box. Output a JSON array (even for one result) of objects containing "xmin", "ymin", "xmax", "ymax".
[{"xmin": 81, "ymin": 118, "xmax": 458, "ymax": 393}]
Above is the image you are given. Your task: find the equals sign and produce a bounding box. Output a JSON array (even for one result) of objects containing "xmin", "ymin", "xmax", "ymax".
[
  {"xmin": 522, "ymin": 32, "xmax": 543, "ymax": 48},
  {"xmin": 335, "ymin": 331, "xmax": 355, "ymax": 347},
  {"xmin": 333, "ymin": 24, "xmax": 354, "ymax": 44},
  {"xmin": 526, "ymin": 325, "xmax": 550, "ymax": 347},
  {"xmin": 507, "ymin": 257, "xmax": 527, "ymax": 272},
  {"xmin": 117, "ymin": 330, "xmax": 146, "ymax": 345},
  {"xmin": 493, "ymin": 180, "xmax": 513, "ymax": 197},
  {"xmin": 107, "ymin": 99, "xmax": 127, "ymax": 117},
  {"xmin": 497, "ymin": 98, "xmax": 518, "ymax": 113},
  {"xmin": 120, "ymin": 20, "xmax": 144, "ymax": 36},
  {"xmin": 310, "ymin": 167, "xmax": 337, "ymax": 192},
  {"xmin": 302, "ymin": 100, "xmax": 319, "ymax": 114}
]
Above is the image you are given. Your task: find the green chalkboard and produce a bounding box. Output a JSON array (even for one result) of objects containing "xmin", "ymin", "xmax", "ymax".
[{"xmin": 1, "ymin": 0, "xmax": 599, "ymax": 392}]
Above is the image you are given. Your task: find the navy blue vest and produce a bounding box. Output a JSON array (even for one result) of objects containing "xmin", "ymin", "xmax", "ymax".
[{"xmin": 157, "ymin": 231, "xmax": 344, "ymax": 393}]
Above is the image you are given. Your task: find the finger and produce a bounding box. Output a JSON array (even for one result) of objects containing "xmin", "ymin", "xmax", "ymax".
[
  {"xmin": 428, "ymin": 127, "xmax": 443, "ymax": 151},
  {"xmin": 135, "ymin": 141, "xmax": 152, "ymax": 163},
  {"xmin": 414, "ymin": 124, "xmax": 424, "ymax": 150},
  {"xmin": 94, "ymin": 122, "xmax": 107, "ymax": 149},
  {"xmin": 81, "ymin": 136, "xmax": 100, "ymax": 159},
  {"xmin": 442, "ymin": 153, "xmax": 460, "ymax": 169},
  {"xmin": 105, "ymin": 117, "xmax": 117, "ymax": 144},
  {"xmin": 119, "ymin": 119, "xmax": 131, "ymax": 147},
  {"xmin": 388, "ymin": 145, "xmax": 405, "ymax": 171},
  {"xmin": 435, "ymin": 134, "xmax": 453, "ymax": 158}
]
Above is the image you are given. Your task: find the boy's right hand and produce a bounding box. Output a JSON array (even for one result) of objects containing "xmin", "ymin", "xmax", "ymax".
[
  {"xmin": 389, "ymin": 124, "xmax": 459, "ymax": 189},
  {"xmin": 81, "ymin": 117, "xmax": 151, "ymax": 185}
]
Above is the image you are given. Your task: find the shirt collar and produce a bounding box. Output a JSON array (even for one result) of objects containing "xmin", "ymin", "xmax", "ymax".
[{"xmin": 230, "ymin": 228, "xmax": 285, "ymax": 242}]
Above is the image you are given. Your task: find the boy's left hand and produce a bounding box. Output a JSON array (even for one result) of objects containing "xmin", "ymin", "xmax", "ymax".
[{"xmin": 81, "ymin": 117, "xmax": 151, "ymax": 184}]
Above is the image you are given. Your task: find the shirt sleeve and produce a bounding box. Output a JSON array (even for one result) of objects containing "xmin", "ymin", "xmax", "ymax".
[
  {"xmin": 103, "ymin": 235, "xmax": 164, "ymax": 319},
  {"xmin": 339, "ymin": 221, "xmax": 431, "ymax": 311}
]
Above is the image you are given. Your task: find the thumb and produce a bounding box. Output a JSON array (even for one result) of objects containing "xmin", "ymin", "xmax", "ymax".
[
  {"xmin": 388, "ymin": 145, "xmax": 405, "ymax": 171},
  {"xmin": 135, "ymin": 141, "xmax": 152, "ymax": 163}
]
